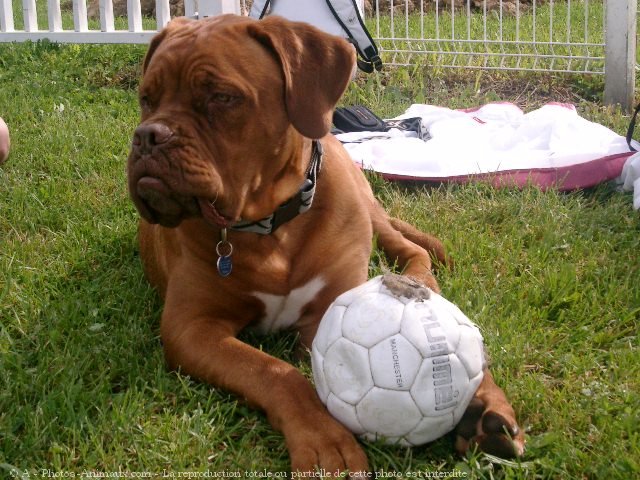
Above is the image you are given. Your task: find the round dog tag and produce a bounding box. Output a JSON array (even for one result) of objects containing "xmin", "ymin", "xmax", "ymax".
[
  {"xmin": 216, "ymin": 229, "xmax": 233, "ymax": 277},
  {"xmin": 217, "ymin": 255, "xmax": 232, "ymax": 277}
]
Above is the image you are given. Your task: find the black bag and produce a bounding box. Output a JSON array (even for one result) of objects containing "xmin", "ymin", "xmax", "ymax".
[
  {"xmin": 333, "ymin": 105, "xmax": 430, "ymax": 141},
  {"xmin": 333, "ymin": 105, "xmax": 387, "ymax": 133}
]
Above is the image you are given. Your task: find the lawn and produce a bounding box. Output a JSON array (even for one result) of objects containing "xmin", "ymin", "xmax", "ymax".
[{"xmin": 0, "ymin": 24, "xmax": 639, "ymax": 480}]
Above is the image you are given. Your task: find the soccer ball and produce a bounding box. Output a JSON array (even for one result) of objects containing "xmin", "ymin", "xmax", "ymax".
[{"xmin": 311, "ymin": 274, "xmax": 485, "ymax": 446}]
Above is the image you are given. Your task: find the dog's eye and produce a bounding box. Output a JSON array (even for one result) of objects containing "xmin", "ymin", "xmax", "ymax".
[
  {"xmin": 210, "ymin": 93, "xmax": 236, "ymax": 105},
  {"xmin": 203, "ymin": 91, "xmax": 241, "ymax": 123}
]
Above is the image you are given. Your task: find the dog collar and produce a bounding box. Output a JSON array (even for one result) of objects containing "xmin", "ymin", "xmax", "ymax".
[
  {"xmin": 230, "ymin": 140, "xmax": 323, "ymax": 235},
  {"xmin": 214, "ymin": 140, "xmax": 323, "ymax": 277}
]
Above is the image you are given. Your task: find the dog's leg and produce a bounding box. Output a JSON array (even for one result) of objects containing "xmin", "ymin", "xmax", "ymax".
[
  {"xmin": 388, "ymin": 217, "xmax": 451, "ymax": 269},
  {"xmin": 370, "ymin": 202, "xmax": 442, "ymax": 292},
  {"xmin": 159, "ymin": 284, "xmax": 369, "ymax": 473},
  {"xmin": 369, "ymin": 203, "xmax": 524, "ymax": 459},
  {"xmin": 455, "ymin": 369, "xmax": 526, "ymax": 458}
]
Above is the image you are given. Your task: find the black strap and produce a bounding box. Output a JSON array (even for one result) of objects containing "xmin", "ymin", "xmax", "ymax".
[
  {"xmin": 352, "ymin": 44, "xmax": 382, "ymax": 73},
  {"xmin": 326, "ymin": 0, "xmax": 382, "ymax": 73},
  {"xmin": 269, "ymin": 143, "xmax": 322, "ymax": 232},
  {"xmin": 231, "ymin": 141, "xmax": 323, "ymax": 235},
  {"xmin": 257, "ymin": 0, "xmax": 270, "ymax": 19},
  {"xmin": 626, "ymin": 102, "xmax": 640, "ymax": 151},
  {"xmin": 357, "ymin": 58, "xmax": 373, "ymax": 74}
]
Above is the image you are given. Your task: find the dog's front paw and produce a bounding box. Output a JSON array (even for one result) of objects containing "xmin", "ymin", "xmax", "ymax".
[
  {"xmin": 286, "ymin": 413, "xmax": 370, "ymax": 477},
  {"xmin": 454, "ymin": 397, "xmax": 525, "ymax": 458}
]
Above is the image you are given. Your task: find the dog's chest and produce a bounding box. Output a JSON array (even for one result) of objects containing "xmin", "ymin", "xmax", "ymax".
[{"xmin": 251, "ymin": 277, "xmax": 326, "ymax": 334}]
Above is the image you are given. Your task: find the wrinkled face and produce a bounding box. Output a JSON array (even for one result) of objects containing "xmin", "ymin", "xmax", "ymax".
[
  {"xmin": 127, "ymin": 15, "xmax": 355, "ymax": 228},
  {"xmin": 129, "ymin": 17, "xmax": 289, "ymax": 228}
]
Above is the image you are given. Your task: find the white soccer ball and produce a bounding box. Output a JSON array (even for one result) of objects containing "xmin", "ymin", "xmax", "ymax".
[{"xmin": 311, "ymin": 274, "xmax": 485, "ymax": 446}]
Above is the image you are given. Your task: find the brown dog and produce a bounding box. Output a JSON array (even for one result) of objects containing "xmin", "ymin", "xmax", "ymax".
[{"xmin": 127, "ymin": 14, "xmax": 524, "ymax": 473}]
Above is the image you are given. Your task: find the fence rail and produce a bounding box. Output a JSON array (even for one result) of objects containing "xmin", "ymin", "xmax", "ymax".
[{"xmin": 0, "ymin": 0, "xmax": 636, "ymax": 110}]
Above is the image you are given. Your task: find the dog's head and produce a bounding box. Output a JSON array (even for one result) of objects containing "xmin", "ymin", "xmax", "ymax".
[{"xmin": 127, "ymin": 14, "xmax": 356, "ymax": 228}]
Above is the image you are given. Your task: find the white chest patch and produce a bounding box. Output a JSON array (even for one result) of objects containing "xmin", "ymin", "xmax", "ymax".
[{"xmin": 252, "ymin": 277, "xmax": 326, "ymax": 334}]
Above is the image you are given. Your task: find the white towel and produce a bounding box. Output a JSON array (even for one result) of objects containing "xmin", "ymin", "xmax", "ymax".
[{"xmin": 336, "ymin": 103, "xmax": 631, "ymax": 179}]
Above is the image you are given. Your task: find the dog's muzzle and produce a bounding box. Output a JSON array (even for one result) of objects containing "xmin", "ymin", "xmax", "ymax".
[
  {"xmin": 128, "ymin": 123, "xmax": 196, "ymax": 227},
  {"xmin": 128, "ymin": 122, "xmax": 231, "ymax": 228}
]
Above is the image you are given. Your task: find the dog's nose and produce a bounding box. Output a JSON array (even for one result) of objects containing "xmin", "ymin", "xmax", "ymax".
[{"xmin": 132, "ymin": 123, "xmax": 173, "ymax": 153}]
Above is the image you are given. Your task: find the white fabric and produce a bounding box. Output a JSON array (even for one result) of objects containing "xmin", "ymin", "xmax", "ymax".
[
  {"xmin": 251, "ymin": 0, "xmax": 365, "ymax": 38},
  {"xmin": 336, "ymin": 103, "xmax": 631, "ymax": 178},
  {"xmin": 618, "ymin": 152, "xmax": 640, "ymax": 210}
]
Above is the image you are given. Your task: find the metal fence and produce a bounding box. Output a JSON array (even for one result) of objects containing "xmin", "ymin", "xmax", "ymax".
[
  {"xmin": 371, "ymin": 0, "xmax": 606, "ymax": 73},
  {"xmin": 362, "ymin": 0, "xmax": 636, "ymax": 109},
  {"xmin": 0, "ymin": 0, "xmax": 636, "ymax": 109}
]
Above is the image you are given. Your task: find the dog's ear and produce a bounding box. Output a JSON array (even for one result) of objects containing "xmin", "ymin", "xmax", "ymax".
[
  {"xmin": 143, "ymin": 17, "xmax": 192, "ymax": 74},
  {"xmin": 247, "ymin": 16, "xmax": 356, "ymax": 139}
]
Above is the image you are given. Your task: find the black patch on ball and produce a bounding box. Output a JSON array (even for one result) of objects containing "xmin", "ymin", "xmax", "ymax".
[{"xmin": 381, "ymin": 273, "xmax": 431, "ymax": 301}]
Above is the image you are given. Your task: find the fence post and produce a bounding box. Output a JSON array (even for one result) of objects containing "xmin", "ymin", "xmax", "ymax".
[
  {"xmin": 604, "ymin": 0, "xmax": 637, "ymax": 113},
  {"xmin": 199, "ymin": 0, "xmax": 241, "ymax": 17},
  {"xmin": 0, "ymin": 0, "xmax": 15, "ymax": 32}
]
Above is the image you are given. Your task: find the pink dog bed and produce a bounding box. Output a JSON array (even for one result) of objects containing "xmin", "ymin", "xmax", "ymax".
[{"xmin": 336, "ymin": 103, "xmax": 634, "ymax": 191}]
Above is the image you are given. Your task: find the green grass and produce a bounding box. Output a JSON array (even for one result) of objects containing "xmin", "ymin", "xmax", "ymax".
[{"xmin": 1, "ymin": 34, "xmax": 639, "ymax": 480}]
